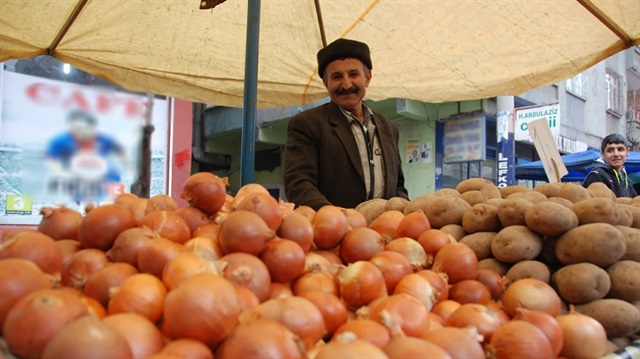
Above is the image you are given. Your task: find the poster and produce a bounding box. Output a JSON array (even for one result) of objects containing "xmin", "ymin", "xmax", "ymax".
[
  {"xmin": 444, "ymin": 116, "xmax": 486, "ymax": 163},
  {"xmin": 406, "ymin": 139, "xmax": 433, "ymax": 164},
  {"xmin": 0, "ymin": 70, "xmax": 170, "ymax": 224}
]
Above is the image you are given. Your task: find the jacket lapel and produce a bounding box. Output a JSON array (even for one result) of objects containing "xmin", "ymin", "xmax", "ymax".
[
  {"xmin": 327, "ymin": 103, "xmax": 366, "ymax": 183},
  {"xmin": 371, "ymin": 112, "xmax": 396, "ymax": 197}
]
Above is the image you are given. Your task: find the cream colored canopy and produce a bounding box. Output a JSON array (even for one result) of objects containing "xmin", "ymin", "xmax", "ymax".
[{"xmin": 1, "ymin": 0, "xmax": 639, "ymax": 108}]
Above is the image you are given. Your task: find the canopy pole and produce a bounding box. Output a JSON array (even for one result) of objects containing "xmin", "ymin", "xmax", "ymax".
[
  {"xmin": 48, "ymin": 0, "xmax": 89, "ymax": 56},
  {"xmin": 577, "ymin": 0, "xmax": 632, "ymax": 46},
  {"xmin": 314, "ymin": 0, "xmax": 327, "ymax": 47},
  {"xmin": 240, "ymin": 0, "xmax": 261, "ymax": 185}
]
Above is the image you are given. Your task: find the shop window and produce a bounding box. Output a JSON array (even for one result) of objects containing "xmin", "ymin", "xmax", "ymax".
[
  {"xmin": 606, "ymin": 68, "xmax": 623, "ymax": 116},
  {"xmin": 565, "ymin": 72, "xmax": 587, "ymax": 98}
]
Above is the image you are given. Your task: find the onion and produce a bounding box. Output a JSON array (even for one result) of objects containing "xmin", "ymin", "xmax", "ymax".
[
  {"xmin": 37, "ymin": 206, "xmax": 83, "ymax": 240},
  {"xmin": 236, "ymin": 286, "xmax": 260, "ymax": 311},
  {"xmin": 161, "ymin": 252, "xmax": 219, "ymax": 289},
  {"xmin": 215, "ymin": 318, "xmax": 304, "ymax": 359},
  {"xmin": 432, "ymin": 242, "xmax": 478, "ymax": 284},
  {"xmin": 270, "ymin": 282, "xmax": 294, "ymax": 299},
  {"xmin": 315, "ymin": 249, "xmax": 344, "ymax": 266},
  {"xmin": 137, "ymin": 237, "xmax": 184, "ymax": 278},
  {"xmin": 417, "ymin": 229, "xmax": 455, "ymax": 265},
  {"xmin": 218, "ymin": 210, "xmax": 275, "ymax": 255},
  {"xmin": 180, "ymin": 172, "xmax": 228, "ymax": 214},
  {"xmin": 502, "ymin": 278, "xmax": 561, "ymax": 317},
  {"xmin": 61, "ymin": 248, "xmax": 110, "ymax": 290},
  {"xmin": 446, "ymin": 303, "xmax": 509, "ymax": 343},
  {"xmin": 397, "ymin": 210, "xmax": 431, "ymax": 240},
  {"xmin": 173, "ymin": 205, "xmax": 210, "ymax": 232},
  {"xmin": 422, "ymin": 327, "xmax": 486, "ymax": 359},
  {"xmin": 487, "ymin": 320, "xmax": 554, "ymax": 359},
  {"xmin": 369, "ymin": 210, "xmax": 404, "ymax": 242},
  {"xmin": 84, "ymin": 262, "xmax": 138, "ymax": 307},
  {"xmin": 513, "ymin": 308, "xmax": 564, "ymax": 356},
  {"xmin": 476, "ymin": 268, "xmax": 508, "ymax": 301},
  {"xmin": 125, "ymin": 198, "xmax": 159, "ymax": 225},
  {"xmin": 334, "ymin": 319, "xmax": 391, "ymax": 348},
  {"xmin": 41, "ymin": 315, "xmax": 133, "ymax": 359},
  {"xmin": 344, "ymin": 208, "xmax": 368, "ymax": 229},
  {"xmin": 557, "ymin": 311, "xmax": 607, "ymax": 358},
  {"xmin": 259, "ymin": 238, "xmax": 305, "ymax": 283},
  {"xmin": 340, "ymin": 227, "xmax": 385, "ymax": 264},
  {"xmin": 159, "ymin": 339, "xmax": 214, "ymax": 359},
  {"xmin": 318, "ymin": 332, "xmax": 388, "ymax": 359},
  {"xmin": 139, "ymin": 211, "xmax": 192, "ymax": 244},
  {"xmin": 149, "ymin": 194, "xmax": 179, "ymax": 211},
  {"xmin": 78, "ymin": 292, "xmax": 108, "ymax": 319},
  {"xmin": 431, "ymin": 300, "xmax": 461, "ymax": 324},
  {"xmin": 416, "ymin": 270, "xmax": 449, "ymax": 303},
  {"xmin": 233, "ymin": 192, "xmax": 283, "ymax": 231},
  {"xmin": 163, "ymin": 273, "xmax": 239, "ymax": 347},
  {"xmin": 338, "ymin": 261, "xmax": 387, "ymax": 311},
  {"xmin": 294, "ymin": 205, "xmax": 316, "ymax": 222},
  {"xmin": 233, "ymin": 183, "xmax": 270, "ymax": 205},
  {"xmin": 372, "ymin": 294, "xmax": 430, "ymax": 337},
  {"xmin": 298, "ymin": 290, "xmax": 348, "ymax": 337},
  {"xmin": 303, "ymin": 252, "xmax": 335, "ymax": 274},
  {"xmin": 55, "ymin": 239, "xmax": 81, "ymax": 266},
  {"xmin": 449, "ymin": 279, "xmax": 492, "ymax": 304},
  {"xmin": 384, "ymin": 237, "xmax": 428, "ymax": 270},
  {"xmin": 107, "ymin": 227, "xmax": 157, "ymax": 266},
  {"xmin": 183, "ymin": 236, "xmax": 224, "ymax": 261},
  {"xmin": 108, "ymin": 273, "xmax": 167, "ymax": 323},
  {"xmin": 293, "ymin": 268, "xmax": 338, "ymax": 296},
  {"xmin": 191, "ymin": 222, "xmax": 219, "ymax": 239},
  {"xmin": 78, "ymin": 204, "xmax": 136, "ymax": 250},
  {"xmin": 114, "ymin": 193, "xmax": 138, "ymax": 207},
  {"xmin": 313, "ymin": 205, "xmax": 350, "ymax": 249},
  {"xmin": 393, "ymin": 273, "xmax": 437, "ymax": 311},
  {"xmin": 220, "ymin": 252, "xmax": 271, "ymax": 302},
  {"xmin": 240, "ymin": 296, "xmax": 325, "ymax": 350},
  {"xmin": 103, "ymin": 313, "xmax": 164, "ymax": 359},
  {"xmin": 277, "ymin": 212, "xmax": 314, "ymax": 252},
  {"xmin": 0, "ymin": 230, "xmax": 64, "ymax": 276},
  {"xmin": 383, "ymin": 336, "xmax": 452, "ymax": 359},
  {"xmin": 0, "ymin": 258, "xmax": 52, "ymax": 330},
  {"xmin": 427, "ymin": 312, "xmax": 444, "ymax": 331},
  {"xmin": 370, "ymin": 251, "xmax": 413, "ymax": 294},
  {"xmin": 3, "ymin": 288, "xmax": 89, "ymax": 359}
]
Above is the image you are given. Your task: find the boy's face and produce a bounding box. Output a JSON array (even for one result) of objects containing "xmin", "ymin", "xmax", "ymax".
[{"xmin": 602, "ymin": 142, "xmax": 629, "ymax": 171}]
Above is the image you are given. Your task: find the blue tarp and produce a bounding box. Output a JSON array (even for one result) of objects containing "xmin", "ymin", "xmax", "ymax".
[{"xmin": 515, "ymin": 149, "xmax": 640, "ymax": 182}]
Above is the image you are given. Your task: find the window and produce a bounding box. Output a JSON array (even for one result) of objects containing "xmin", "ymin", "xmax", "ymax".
[
  {"xmin": 606, "ymin": 68, "xmax": 623, "ymax": 115},
  {"xmin": 565, "ymin": 72, "xmax": 587, "ymax": 97}
]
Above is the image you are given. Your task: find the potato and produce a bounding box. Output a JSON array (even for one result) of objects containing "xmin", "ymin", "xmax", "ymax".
[
  {"xmin": 506, "ymin": 260, "xmax": 550, "ymax": 283},
  {"xmin": 558, "ymin": 182, "xmax": 594, "ymax": 203},
  {"xmin": 497, "ymin": 198, "xmax": 533, "ymax": 227},
  {"xmin": 478, "ymin": 258, "xmax": 509, "ymax": 276},
  {"xmin": 456, "ymin": 178, "xmax": 501, "ymax": 205},
  {"xmin": 572, "ymin": 197, "xmax": 620, "ymax": 225},
  {"xmin": 576, "ymin": 299, "xmax": 640, "ymax": 338},
  {"xmin": 433, "ymin": 188, "xmax": 461, "ymax": 197},
  {"xmin": 439, "ymin": 224, "xmax": 466, "ymax": 241},
  {"xmin": 403, "ymin": 193, "xmax": 436, "ymax": 215},
  {"xmin": 524, "ymin": 201, "xmax": 579, "ymax": 237},
  {"xmin": 462, "ymin": 203, "xmax": 500, "ymax": 233},
  {"xmin": 484, "ymin": 198, "xmax": 504, "ymax": 207},
  {"xmin": 617, "ymin": 205, "xmax": 634, "ymax": 227},
  {"xmin": 555, "ymin": 223, "xmax": 626, "ymax": 267},
  {"xmin": 538, "ymin": 236, "xmax": 562, "ymax": 271},
  {"xmin": 631, "ymin": 196, "xmax": 640, "ymax": 205},
  {"xmin": 459, "ymin": 232, "xmax": 496, "ymax": 260},
  {"xmin": 551, "ymin": 263, "xmax": 611, "ymax": 303},
  {"xmin": 617, "ymin": 225, "xmax": 640, "ymax": 261},
  {"xmin": 617, "ymin": 197, "xmax": 633, "ymax": 204},
  {"xmin": 619, "ymin": 204, "xmax": 640, "ymax": 228},
  {"xmin": 587, "ymin": 182, "xmax": 616, "ymax": 200},
  {"xmin": 356, "ymin": 198, "xmax": 388, "ymax": 224},
  {"xmin": 499, "ymin": 185, "xmax": 529, "ymax": 199},
  {"xmin": 506, "ymin": 190, "xmax": 547, "ymax": 204},
  {"xmin": 544, "ymin": 196, "xmax": 574, "ymax": 209},
  {"xmin": 385, "ymin": 196, "xmax": 410, "ymax": 212},
  {"xmin": 423, "ymin": 196, "xmax": 471, "ymax": 228},
  {"xmin": 491, "ymin": 225, "xmax": 543, "ymax": 263},
  {"xmin": 533, "ymin": 182, "xmax": 562, "ymax": 198},
  {"xmin": 460, "ymin": 191, "xmax": 489, "ymax": 206},
  {"xmin": 606, "ymin": 260, "xmax": 640, "ymax": 302},
  {"xmin": 456, "ymin": 178, "xmax": 496, "ymax": 194}
]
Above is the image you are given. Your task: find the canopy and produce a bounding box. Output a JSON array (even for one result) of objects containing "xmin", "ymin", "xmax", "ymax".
[
  {"xmin": 516, "ymin": 149, "xmax": 640, "ymax": 182},
  {"xmin": 1, "ymin": 0, "xmax": 639, "ymax": 109}
]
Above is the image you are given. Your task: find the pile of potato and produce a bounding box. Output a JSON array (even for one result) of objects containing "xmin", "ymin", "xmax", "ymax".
[{"xmin": 357, "ymin": 178, "xmax": 640, "ymax": 347}]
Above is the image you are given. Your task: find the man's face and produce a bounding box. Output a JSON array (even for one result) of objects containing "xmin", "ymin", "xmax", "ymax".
[
  {"xmin": 602, "ymin": 142, "xmax": 630, "ymax": 171},
  {"xmin": 322, "ymin": 58, "xmax": 371, "ymax": 113},
  {"xmin": 69, "ymin": 118, "xmax": 96, "ymax": 141}
]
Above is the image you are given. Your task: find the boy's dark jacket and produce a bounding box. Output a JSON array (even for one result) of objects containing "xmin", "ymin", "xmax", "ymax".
[{"xmin": 582, "ymin": 159, "xmax": 637, "ymax": 198}]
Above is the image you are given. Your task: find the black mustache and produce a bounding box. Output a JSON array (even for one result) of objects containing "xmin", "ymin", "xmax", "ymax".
[{"xmin": 337, "ymin": 88, "xmax": 359, "ymax": 95}]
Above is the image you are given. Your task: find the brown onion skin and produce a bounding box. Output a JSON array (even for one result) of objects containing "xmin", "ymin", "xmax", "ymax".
[
  {"xmin": 102, "ymin": 313, "xmax": 164, "ymax": 359},
  {"xmin": 55, "ymin": 239, "xmax": 82, "ymax": 266},
  {"xmin": 502, "ymin": 278, "xmax": 561, "ymax": 317},
  {"xmin": 269, "ymin": 282, "xmax": 294, "ymax": 299},
  {"xmin": 446, "ymin": 303, "xmax": 509, "ymax": 343},
  {"xmin": 218, "ymin": 210, "xmax": 275, "ymax": 255},
  {"xmin": 161, "ymin": 252, "xmax": 219, "ymax": 289},
  {"xmin": 180, "ymin": 172, "xmax": 227, "ymax": 214},
  {"xmin": 371, "ymin": 293, "xmax": 430, "ymax": 338},
  {"xmin": 334, "ymin": 319, "xmax": 391, "ymax": 348},
  {"xmin": 298, "ymin": 290, "xmax": 349, "ymax": 338},
  {"xmin": 84, "ymin": 262, "xmax": 138, "ymax": 307},
  {"xmin": 338, "ymin": 261, "xmax": 388, "ymax": 311},
  {"xmin": 173, "ymin": 205, "xmax": 211, "ymax": 233},
  {"xmin": 0, "ymin": 258, "xmax": 52, "ymax": 331},
  {"xmin": 61, "ymin": 248, "xmax": 110, "ymax": 291},
  {"xmin": 513, "ymin": 308, "xmax": 564, "ymax": 356},
  {"xmin": 313, "ymin": 206, "xmax": 350, "ymax": 250},
  {"xmin": 78, "ymin": 204, "xmax": 136, "ymax": 250},
  {"xmin": 343, "ymin": 208, "xmax": 368, "ymax": 229},
  {"xmin": 137, "ymin": 237, "xmax": 184, "ymax": 278},
  {"xmin": 397, "ymin": 210, "xmax": 431, "ymax": 240},
  {"xmin": 3, "ymin": 289, "xmax": 89, "ymax": 359},
  {"xmin": 416, "ymin": 270, "xmax": 449, "ymax": 303},
  {"xmin": 233, "ymin": 192, "xmax": 283, "ymax": 231},
  {"xmin": 487, "ymin": 320, "xmax": 555, "ymax": 359},
  {"xmin": 260, "ymin": 238, "xmax": 305, "ymax": 283},
  {"xmin": 431, "ymin": 300, "xmax": 461, "ymax": 324},
  {"xmin": 37, "ymin": 206, "xmax": 83, "ymax": 240},
  {"xmin": 149, "ymin": 194, "xmax": 179, "ymax": 211},
  {"xmin": 277, "ymin": 212, "xmax": 314, "ymax": 252},
  {"xmin": 448, "ymin": 279, "xmax": 492, "ymax": 304},
  {"xmin": 220, "ymin": 252, "xmax": 271, "ymax": 302},
  {"xmin": 384, "ymin": 236, "xmax": 428, "ymax": 270},
  {"xmin": 139, "ymin": 211, "xmax": 192, "ymax": 244},
  {"xmin": 432, "ymin": 242, "xmax": 478, "ymax": 284},
  {"xmin": 0, "ymin": 230, "xmax": 64, "ymax": 276},
  {"xmin": 369, "ymin": 210, "xmax": 405, "ymax": 243},
  {"xmin": 340, "ymin": 227, "xmax": 385, "ymax": 264},
  {"xmin": 476, "ymin": 268, "xmax": 507, "ymax": 301},
  {"xmin": 215, "ymin": 318, "xmax": 304, "ymax": 359},
  {"xmin": 108, "ymin": 273, "xmax": 167, "ymax": 324},
  {"xmin": 183, "ymin": 236, "xmax": 224, "ymax": 261},
  {"xmin": 370, "ymin": 251, "xmax": 413, "ymax": 294},
  {"xmin": 294, "ymin": 205, "xmax": 316, "ymax": 222},
  {"xmin": 236, "ymin": 286, "xmax": 261, "ymax": 311},
  {"xmin": 383, "ymin": 336, "xmax": 452, "ymax": 359},
  {"xmin": 126, "ymin": 198, "xmax": 159, "ymax": 225},
  {"xmin": 114, "ymin": 193, "xmax": 139, "ymax": 207},
  {"xmin": 159, "ymin": 338, "xmax": 214, "ymax": 359},
  {"xmin": 557, "ymin": 312, "xmax": 607, "ymax": 358},
  {"xmin": 318, "ymin": 335, "xmax": 389, "ymax": 359},
  {"xmin": 422, "ymin": 327, "xmax": 485, "ymax": 359},
  {"xmin": 107, "ymin": 227, "xmax": 157, "ymax": 266},
  {"xmin": 41, "ymin": 315, "xmax": 133, "ymax": 359},
  {"xmin": 418, "ymin": 229, "xmax": 455, "ymax": 265},
  {"xmin": 192, "ymin": 223, "xmax": 220, "ymax": 239}
]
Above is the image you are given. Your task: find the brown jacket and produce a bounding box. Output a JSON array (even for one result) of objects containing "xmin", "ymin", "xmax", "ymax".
[{"xmin": 284, "ymin": 101, "xmax": 409, "ymax": 210}]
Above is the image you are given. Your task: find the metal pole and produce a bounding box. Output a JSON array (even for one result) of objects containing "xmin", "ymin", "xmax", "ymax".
[{"xmin": 240, "ymin": 0, "xmax": 261, "ymax": 185}]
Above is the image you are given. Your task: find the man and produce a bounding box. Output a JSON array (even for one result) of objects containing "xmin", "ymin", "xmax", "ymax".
[
  {"xmin": 582, "ymin": 133, "xmax": 637, "ymax": 198},
  {"xmin": 284, "ymin": 38, "xmax": 409, "ymax": 210}
]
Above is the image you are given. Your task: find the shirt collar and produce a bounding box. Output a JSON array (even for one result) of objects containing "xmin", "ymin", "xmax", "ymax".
[{"xmin": 338, "ymin": 103, "xmax": 374, "ymax": 126}]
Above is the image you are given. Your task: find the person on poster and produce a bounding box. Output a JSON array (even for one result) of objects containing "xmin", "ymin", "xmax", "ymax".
[
  {"xmin": 582, "ymin": 133, "xmax": 637, "ymax": 198},
  {"xmin": 283, "ymin": 38, "xmax": 409, "ymax": 210}
]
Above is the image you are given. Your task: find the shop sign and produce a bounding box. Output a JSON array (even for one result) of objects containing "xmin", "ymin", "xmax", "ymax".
[
  {"xmin": 515, "ymin": 103, "xmax": 560, "ymax": 142},
  {"xmin": 444, "ymin": 116, "xmax": 486, "ymax": 163}
]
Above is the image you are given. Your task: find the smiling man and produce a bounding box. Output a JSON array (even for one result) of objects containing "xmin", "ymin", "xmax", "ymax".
[
  {"xmin": 283, "ymin": 38, "xmax": 409, "ymax": 210},
  {"xmin": 582, "ymin": 133, "xmax": 637, "ymax": 198}
]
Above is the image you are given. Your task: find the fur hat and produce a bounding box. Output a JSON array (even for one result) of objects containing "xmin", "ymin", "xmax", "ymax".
[{"xmin": 317, "ymin": 38, "xmax": 372, "ymax": 78}]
